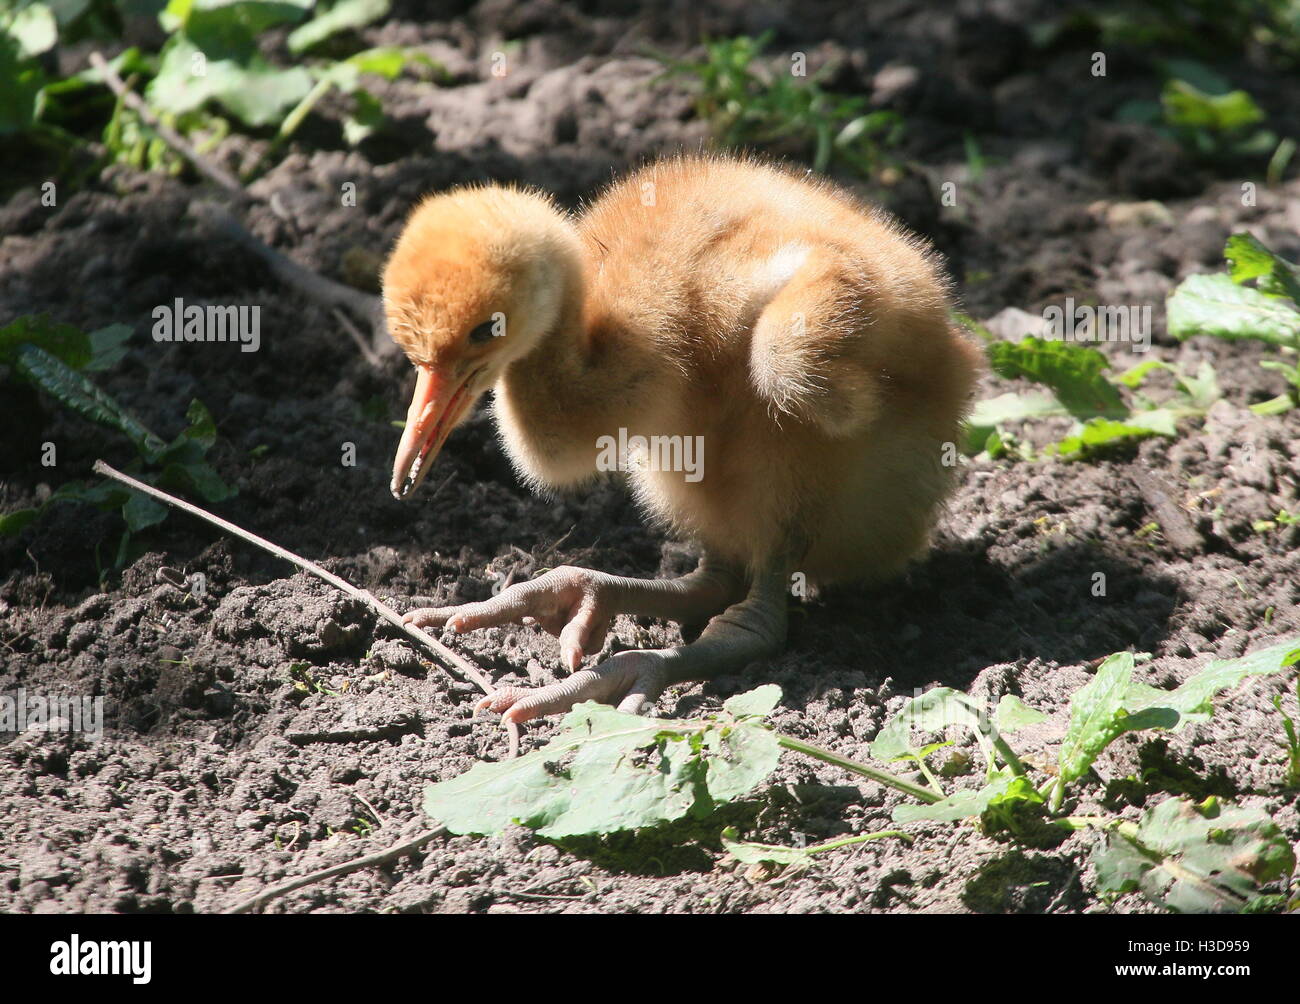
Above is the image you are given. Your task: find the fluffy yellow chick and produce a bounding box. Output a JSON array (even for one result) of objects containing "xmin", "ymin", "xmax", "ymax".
[{"xmin": 382, "ymin": 154, "xmax": 980, "ymax": 724}]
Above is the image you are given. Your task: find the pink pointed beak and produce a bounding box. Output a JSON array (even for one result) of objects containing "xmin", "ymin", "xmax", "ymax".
[{"xmin": 390, "ymin": 364, "xmax": 478, "ymax": 500}]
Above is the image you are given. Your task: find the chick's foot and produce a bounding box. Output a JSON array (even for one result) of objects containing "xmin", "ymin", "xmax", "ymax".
[
  {"xmin": 475, "ymin": 571, "xmax": 789, "ymax": 724},
  {"xmin": 404, "ymin": 560, "xmax": 741, "ymax": 672}
]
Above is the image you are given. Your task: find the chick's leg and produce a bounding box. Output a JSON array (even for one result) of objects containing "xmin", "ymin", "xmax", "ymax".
[
  {"xmin": 404, "ymin": 556, "xmax": 744, "ymax": 672},
  {"xmin": 477, "ymin": 565, "xmax": 789, "ymax": 724}
]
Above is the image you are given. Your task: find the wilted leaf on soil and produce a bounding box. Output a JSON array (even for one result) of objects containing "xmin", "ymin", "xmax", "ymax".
[
  {"xmin": 1093, "ymin": 796, "xmax": 1296, "ymax": 913},
  {"xmin": 721, "ymin": 824, "xmax": 909, "ymax": 877}
]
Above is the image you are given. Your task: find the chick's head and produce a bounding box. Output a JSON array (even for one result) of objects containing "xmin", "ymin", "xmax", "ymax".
[{"xmin": 382, "ymin": 185, "xmax": 579, "ymax": 499}]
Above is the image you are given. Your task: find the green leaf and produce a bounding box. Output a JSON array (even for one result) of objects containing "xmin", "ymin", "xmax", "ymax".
[
  {"xmin": 163, "ymin": 460, "xmax": 233, "ymax": 502},
  {"xmin": 0, "ymin": 508, "xmax": 41, "ymax": 536},
  {"xmin": 1052, "ymin": 410, "xmax": 1178, "ymax": 458},
  {"xmin": 182, "ymin": 397, "xmax": 218, "ymax": 450},
  {"xmin": 987, "ymin": 337, "xmax": 1128, "ymax": 419},
  {"xmin": 0, "ymin": 35, "xmax": 45, "ymax": 135},
  {"xmin": 162, "ymin": 0, "xmax": 311, "ymax": 61},
  {"xmin": 1174, "ymin": 360, "xmax": 1221, "ymax": 410},
  {"xmin": 423, "ymin": 700, "xmax": 782, "ymax": 838},
  {"xmin": 968, "ymin": 389, "xmax": 1068, "ymax": 426},
  {"xmin": 1124, "ymin": 636, "xmax": 1300, "ymax": 730},
  {"xmin": 1167, "ymin": 274, "xmax": 1300, "ymax": 347},
  {"xmin": 1094, "ymin": 796, "xmax": 1295, "ymax": 913},
  {"xmin": 893, "ymin": 770, "xmax": 1019, "ymax": 823},
  {"xmin": 85, "ymin": 324, "xmax": 133, "ymax": 372},
  {"xmin": 1058, "ymin": 653, "xmax": 1179, "ymax": 788},
  {"xmin": 342, "ymin": 87, "xmax": 383, "ymax": 145},
  {"xmin": 5, "ymin": 2, "xmax": 58, "ymax": 58},
  {"xmin": 702, "ymin": 716, "xmax": 781, "ymax": 802},
  {"xmin": 122, "ymin": 490, "xmax": 169, "ymax": 532},
  {"xmin": 15, "ymin": 345, "xmax": 167, "ymax": 459},
  {"xmin": 1162, "ymin": 79, "xmax": 1264, "ymax": 132},
  {"xmin": 0, "ymin": 314, "xmax": 92, "ymax": 368},
  {"xmin": 1259, "ymin": 360, "xmax": 1300, "ymax": 389},
  {"xmin": 870, "ymin": 687, "xmax": 986, "ymax": 762},
  {"xmin": 288, "ymin": 0, "xmax": 389, "ymax": 54},
  {"xmin": 148, "ymin": 34, "xmax": 313, "ymax": 126},
  {"xmin": 1224, "ymin": 233, "xmax": 1300, "ymax": 303},
  {"xmin": 722, "ymin": 684, "xmax": 782, "ymax": 719},
  {"xmin": 1113, "ymin": 359, "xmax": 1172, "ymax": 389},
  {"xmin": 994, "ymin": 695, "xmax": 1048, "ymax": 734}
]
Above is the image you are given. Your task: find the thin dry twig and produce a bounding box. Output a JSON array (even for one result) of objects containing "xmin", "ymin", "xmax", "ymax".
[
  {"xmin": 92, "ymin": 460, "xmax": 520, "ymax": 761},
  {"xmin": 225, "ymin": 827, "xmax": 445, "ymax": 914},
  {"xmin": 332, "ymin": 306, "xmax": 385, "ymax": 369}
]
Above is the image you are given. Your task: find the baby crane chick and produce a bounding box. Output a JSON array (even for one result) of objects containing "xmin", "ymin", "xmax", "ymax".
[{"xmin": 384, "ymin": 154, "xmax": 981, "ymax": 724}]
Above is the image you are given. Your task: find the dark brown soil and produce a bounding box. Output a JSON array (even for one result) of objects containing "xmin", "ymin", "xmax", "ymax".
[{"xmin": 2, "ymin": 0, "xmax": 1298, "ymax": 914}]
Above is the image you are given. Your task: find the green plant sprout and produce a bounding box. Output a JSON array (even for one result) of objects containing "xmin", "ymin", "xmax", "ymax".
[
  {"xmin": 1167, "ymin": 233, "xmax": 1300, "ymax": 414},
  {"xmin": 653, "ymin": 31, "xmax": 903, "ymax": 178},
  {"xmin": 956, "ymin": 317, "xmax": 1216, "ymax": 461},
  {"xmin": 1115, "ymin": 60, "xmax": 1291, "ymax": 174},
  {"xmin": 0, "ymin": 314, "xmax": 233, "ymax": 566},
  {"xmin": 288, "ymin": 662, "xmax": 341, "ymax": 696},
  {"xmin": 1, "ymin": 1, "xmax": 441, "ymax": 184}
]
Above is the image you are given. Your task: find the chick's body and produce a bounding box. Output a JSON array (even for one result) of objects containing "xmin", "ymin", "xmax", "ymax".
[{"xmin": 385, "ymin": 155, "xmax": 980, "ymax": 723}]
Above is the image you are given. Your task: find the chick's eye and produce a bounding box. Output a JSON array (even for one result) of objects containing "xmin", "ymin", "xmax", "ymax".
[{"xmin": 467, "ymin": 320, "xmax": 499, "ymax": 344}]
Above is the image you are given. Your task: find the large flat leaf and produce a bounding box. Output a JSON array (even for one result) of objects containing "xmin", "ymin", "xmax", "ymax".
[
  {"xmin": 148, "ymin": 34, "xmax": 313, "ymax": 125},
  {"xmin": 423, "ymin": 692, "xmax": 783, "ymax": 838}
]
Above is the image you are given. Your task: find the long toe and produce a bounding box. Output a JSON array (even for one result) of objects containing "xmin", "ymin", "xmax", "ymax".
[{"xmin": 472, "ymin": 651, "xmax": 676, "ymax": 724}]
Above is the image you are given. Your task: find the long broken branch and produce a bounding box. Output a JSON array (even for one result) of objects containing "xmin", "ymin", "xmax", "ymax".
[
  {"xmin": 88, "ymin": 50, "xmax": 392, "ymax": 366},
  {"xmin": 88, "ymin": 51, "xmax": 245, "ymax": 197},
  {"xmin": 92, "ymin": 460, "xmax": 519, "ymax": 760}
]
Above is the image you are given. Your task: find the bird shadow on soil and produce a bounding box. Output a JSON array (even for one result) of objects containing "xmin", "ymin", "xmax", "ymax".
[{"xmin": 687, "ymin": 536, "xmax": 1179, "ymax": 721}]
